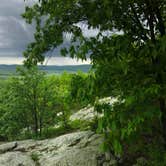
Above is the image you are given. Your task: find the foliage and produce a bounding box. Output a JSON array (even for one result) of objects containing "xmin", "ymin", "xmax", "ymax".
[
  {"xmin": 0, "ymin": 67, "xmax": 57, "ymax": 138},
  {"xmin": 70, "ymin": 71, "xmax": 96, "ymax": 108},
  {"xmin": 69, "ymin": 119, "xmax": 98, "ymax": 132},
  {"xmin": 22, "ymin": 0, "xmax": 166, "ymax": 164},
  {"xmin": 0, "ymin": 68, "xmax": 92, "ymax": 140},
  {"xmin": 31, "ymin": 152, "xmax": 40, "ymax": 166},
  {"xmin": 40, "ymin": 126, "xmax": 70, "ymax": 139}
]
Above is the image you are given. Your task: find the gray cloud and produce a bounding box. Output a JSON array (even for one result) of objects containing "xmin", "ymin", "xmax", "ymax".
[
  {"xmin": 0, "ymin": 0, "xmax": 35, "ymax": 57},
  {"xmin": 0, "ymin": 0, "xmax": 95, "ymax": 61}
]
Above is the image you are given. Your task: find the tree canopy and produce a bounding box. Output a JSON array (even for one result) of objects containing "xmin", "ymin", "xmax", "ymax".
[
  {"xmin": 0, "ymin": 68, "xmax": 89, "ymax": 140},
  {"xmin": 22, "ymin": 0, "xmax": 166, "ymax": 64},
  {"xmin": 23, "ymin": 0, "xmax": 166, "ymax": 162}
]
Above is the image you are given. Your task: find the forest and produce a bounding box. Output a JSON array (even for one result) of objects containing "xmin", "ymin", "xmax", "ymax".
[
  {"xmin": 0, "ymin": 68, "xmax": 96, "ymax": 139},
  {"xmin": 0, "ymin": 0, "xmax": 166, "ymax": 165}
]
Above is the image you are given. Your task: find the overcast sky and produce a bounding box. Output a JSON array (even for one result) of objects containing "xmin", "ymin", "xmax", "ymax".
[{"xmin": 0, "ymin": 0, "xmax": 92, "ymax": 65}]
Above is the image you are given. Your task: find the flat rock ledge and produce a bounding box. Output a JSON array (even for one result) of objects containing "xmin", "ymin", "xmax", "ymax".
[{"xmin": 0, "ymin": 131, "xmax": 116, "ymax": 166}]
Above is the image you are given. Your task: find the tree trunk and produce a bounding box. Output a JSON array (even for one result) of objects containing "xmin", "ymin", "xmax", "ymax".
[
  {"xmin": 146, "ymin": 2, "xmax": 166, "ymax": 145},
  {"xmin": 159, "ymin": 98, "xmax": 166, "ymax": 146},
  {"xmin": 33, "ymin": 88, "xmax": 38, "ymax": 137},
  {"xmin": 34, "ymin": 111, "xmax": 38, "ymax": 137},
  {"xmin": 39, "ymin": 115, "xmax": 42, "ymax": 137},
  {"xmin": 62, "ymin": 106, "xmax": 68, "ymax": 129}
]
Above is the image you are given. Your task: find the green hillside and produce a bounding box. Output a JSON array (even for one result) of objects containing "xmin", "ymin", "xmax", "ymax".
[{"xmin": 0, "ymin": 64, "xmax": 91, "ymax": 78}]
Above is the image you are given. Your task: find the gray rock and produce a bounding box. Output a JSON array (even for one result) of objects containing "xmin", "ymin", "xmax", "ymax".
[
  {"xmin": 70, "ymin": 106, "xmax": 95, "ymax": 121},
  {"xmin": 39, "ymin": 147, "xmax": 100, "ymax": 166},
  {"xmin": 70, "ymin": 97, "xmax": 117, "ymax": 122},
  {"xmin": 0, "ymin": 152, "xmax": 35, "ymax": 166},
  {"xmin": 0, "ymin": 131, "xmax": 115, "ymax": 166},
  {"xmin": 0, "ymin": 142, "xmax": 17, "ymax": 154}
]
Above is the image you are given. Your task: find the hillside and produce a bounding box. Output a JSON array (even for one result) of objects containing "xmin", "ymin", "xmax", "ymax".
[{"xmin": 0, "ymin": 64, "xmax": 91, "ymax": 78}]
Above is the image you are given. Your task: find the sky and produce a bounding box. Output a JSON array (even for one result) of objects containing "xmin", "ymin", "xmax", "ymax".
[{"xmin": 0, "ymin": 0, "xmax": 92, "ymax": 65}]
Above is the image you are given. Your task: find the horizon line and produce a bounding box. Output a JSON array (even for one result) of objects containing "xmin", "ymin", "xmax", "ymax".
[{"xmin": 0, "ymin": 64, "xmax": 92, "ymax": 66}]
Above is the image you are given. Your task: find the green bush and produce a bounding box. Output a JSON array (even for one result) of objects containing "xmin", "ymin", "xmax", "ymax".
[
  {"xmin": 31, "ymin": 152, "xmax": 40, "ymax": 166},
  {"xmin": 41, "ymin": 126, "xmax": 72, "ymax": 139},
  {"xmin": 69, "ymin": 119, "xmax": 98, "ymax": 132}
]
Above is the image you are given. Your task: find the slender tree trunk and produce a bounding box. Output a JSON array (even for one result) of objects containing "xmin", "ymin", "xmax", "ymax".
[
  {"xmin": 62, "ymin": 106, "xmax": 68, "ymax": 129},
  {"xmin": 39, "ymin": 95, "xmax": 46, "ymax": 137},
  {"xmin": 39, "ymin": 115, "xmax": 42, "ymax": 137},
  {"xmin": 34, "ymin": 111, "xmax": 38, "ymax": 137},
  {"xmin": 33, "ymin": 88, "xmax": 38, "ymax": 137}
]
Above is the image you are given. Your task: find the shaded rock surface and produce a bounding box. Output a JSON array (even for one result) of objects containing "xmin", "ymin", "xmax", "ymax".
[{"xmin": 0, "ymin": 131, "xmax": 115, "ymax": 166}]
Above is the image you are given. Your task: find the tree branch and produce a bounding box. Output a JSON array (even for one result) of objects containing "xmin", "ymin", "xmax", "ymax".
[
  {"xmin": 130, "ymin": 3, "xmax": 148, "ymax": 41},
  {"xmin": 155, "ymin": 7, "xmax": 165, "ymax": 36}
]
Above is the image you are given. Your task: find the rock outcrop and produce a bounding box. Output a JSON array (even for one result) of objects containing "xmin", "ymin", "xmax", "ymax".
[
  {"xmin": 70, "ymin": 97, "xmax": 117, "ymax": 122},
  {"xmin": 70, "ymin": 106, "xmax": 95, "ymax": 121},
  {"xmin": 0, "ymin": 97, "xmax": 119, "ymax": 166},
  {"xmin": 0, "ymin": 152, "xmax": 35, "ymax": 166},
  {"xmin": 0, "ymin": 131, "xmax": 116, "ymax": 166}
]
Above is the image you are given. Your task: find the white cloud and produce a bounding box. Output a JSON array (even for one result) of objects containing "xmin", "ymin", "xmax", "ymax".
[
  {"xmin": 44, "ymin": 57, "xmax": 91, "ymax": 66},
  {"xmin": 75, "ymin": 22, "xmax": 99, "ymax": 37},
  {"xmin": 0, "ymin": 57, "xmax": 91, "ymax": 66}
]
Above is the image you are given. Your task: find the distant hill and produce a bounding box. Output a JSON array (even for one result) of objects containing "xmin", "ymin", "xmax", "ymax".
[
  {"xmin": 0, "ymin": 64, "xmax": 92, "ymax": 78},
  {"xmin": 39, "ymin": 65, "xmax": 92, "ymax": 73}
]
